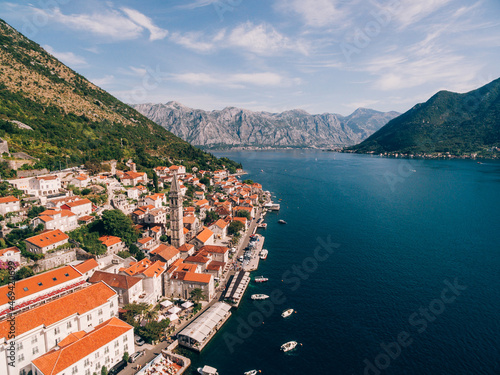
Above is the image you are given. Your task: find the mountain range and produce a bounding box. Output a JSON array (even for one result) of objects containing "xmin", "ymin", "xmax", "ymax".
[
  {"xmin": 132, "ymin": 102, "xmax": 399, "ymax": 149},
  {"xmin": 348, "ymin": 78, "xmax": 500, "ymax": 156}
]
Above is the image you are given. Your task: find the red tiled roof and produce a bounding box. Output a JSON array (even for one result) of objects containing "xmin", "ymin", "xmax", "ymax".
[
  {"xmin": 74, "ymin": 259, "xmax": 99, "ymax": 274},
  {"xmin": 0, "ymin": 282, "xmax": 114, "ymax": 339},
  {"xmin": 32, "ymin": 317, "xmax": 132, "ymax": 375},
  {"xmin": 177, "ymin": 243, "xmax": 194, "ymax": 253},
  {"xmin": 99, "ymin": 235, "xmax": 122, "ymax": 247},
  {"xmin": 25, "ymin": 229, "xmax": 69, "ymax": 249},
  {"xmin": 61, "ymin": 198, "xmax": 92, "ymax": 208},
  {"xmin": 182, "ymin": 272, "xmax": 212, "ymax": 284},
  {"xmin": 199, "ymin": 245, "xmax": 229, "ymax": 254},
  {"xmin": 89, "ymin": 271, "xmax": 142, "ymax": 290},
  {"xmin": 0, "ymin": 265, "xmax": 82, "ymax": 306},
  {"xmin": 196, "ymin": 228, "xmax": 214, "ymax": 243},
  {"xmin": 0, "ymin": 196, "xmax": 19, "ymax": 204},
  {"xmin": 0, "ymin": 246, "xmax": 20, "ymax": 256}
]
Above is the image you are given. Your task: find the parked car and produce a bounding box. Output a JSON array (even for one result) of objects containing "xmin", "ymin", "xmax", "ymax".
[
  {"xmin": 135, "ymin": 335, "xmax": 145, "ymax": 346},
  {"xmin": 128, "ymin": 351, "xmax": 145, "ymax": 363},
  {"xmin": 109, "ymin": 360, "xmax": 127, "ymax": 375}
]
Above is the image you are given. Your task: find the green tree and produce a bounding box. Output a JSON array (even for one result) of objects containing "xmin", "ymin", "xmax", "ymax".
[
  {"xmin": 100, "ymin": 365, "xmax": 107, "ymax": 375},
  {"xmin": 27, "ymin": 205, "xmax": 45, "ymax": 219},
  {"xmin": 159, "ymin": 235, "xmax": 168, "ymax": 242},
  {"xmin": 236, "ymin": 210, "xmax": 251, "ymax": 220},
  {"xmin": 243, "ymin": 179, "xmax": 254, "ymax": 185},
  {"xmin": 203, "ymin": 210, "xmax": 220, "ymax": 225},
  {"xmin": 101, "ymin": 210, "xmax": 138, "ymax": 246},
  {"xmin": 15, "ymin": 266, "xmax": 34, "ymax": 281},
  {"xmin": 138, "ymin": 319, "xmax": 170, "ymax": 344},
  {"xmin": 199, "ymin": 177, "xmax": 210, "ymax": 186},
  {"xmin": 122, "ymin": 352, "xmax": 129, "ymax": 362},
  {"xmin": 228, "ymin": 220, "xmax": 244, "ymax": 235},
  {"xmin": 0, "ymin": 270, "xmax": 9, "ymax": 286},
  {"xmin": 190, "ymin": 288, "xmax": 206, "ymax": 303}
]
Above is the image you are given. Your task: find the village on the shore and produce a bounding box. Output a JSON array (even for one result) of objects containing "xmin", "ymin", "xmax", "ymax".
[{"xmin": 0, "ymin": 160, "xmax": 278, "ymax": 375}]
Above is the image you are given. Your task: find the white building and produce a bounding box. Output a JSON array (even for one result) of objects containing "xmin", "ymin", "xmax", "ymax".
[
  {"xmin": 24, "ymin": 229, "xmax": 69, "ymax": 254},
  {"xmin": 0, "ymin": 246, "xmax": 21, "ymax": 265},
  {"xmin": 10, "ymin": 175, "xmax": 62, "ymax": 197},
  {"xmin": 0, "ymin": 282, "xmax": 118, "ymax": 375},
  {"xmin": 30, "ymin": 317, "xmax": 133, "ymax": 375},
  {"xmin": 0, "ymin": 196, "xmax": 20, "ymax": 215},
  {"xmin": 32, "ymin": 209, "xmax": 78, "ymax": 232},
  {"xmin": 61, "ymin": 198, "xmax": 93, "ymax": 217}
]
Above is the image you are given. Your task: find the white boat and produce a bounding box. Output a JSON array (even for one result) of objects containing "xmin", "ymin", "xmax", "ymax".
[
  {"xmin": 244, "ymin": 370, "xmax": 259, "ymax": 375},
  {"xmin": 280, "ymin": 341, "xmax": 298, "ymax": 352},
  {"xmin": 259, "ymin": 249, "xmax": 268, "ymax": 260},
  {"xmin": 281, "ymin": 308, "xmax": 294, "ymax": 318},
  {"xmin": 278, "ymin": 219, "xmax": 287, "ymax": 224},
  {"xmin": 198, "ymin": 365, "xmax": 219, "ymax": 375},
  {"xmin": 251, "ymin": 294, "xmax": 269, "ymax": 300},
  {"xmin": 254, "ymin": 276, "xmax": 268, "ymax": 283}
]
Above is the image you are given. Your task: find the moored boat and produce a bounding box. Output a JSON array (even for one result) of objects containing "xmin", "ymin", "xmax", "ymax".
[
  {"xmin": 259, "ymin": 249, "xmax": 268, "ymax": 259},
  {"xmin": 281, "ymin": 308, "xmax": 294, "ymax": 318},
  {"xmin": 280, "ymin": 341, "xmax": 298, "ymax": 352},
  {"xmin": 254, "ymin": 276, "xmax": 268, "ymax": 283},
  {"xmin": 198, "ymin": 365, "xmax": 219, "ymax": 375},
  {"xmin": 251, "ymin": 294, "xmax": 269, "ymax": 300},
  {"xmin": 244, "ymin": 370, "xmax": 259, "ymax": 375},
  {"xmin": 278, "ymin": 219, "xmax": 287, "ymax": 224}
]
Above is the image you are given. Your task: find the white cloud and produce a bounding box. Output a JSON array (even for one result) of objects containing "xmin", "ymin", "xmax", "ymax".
[
  {"xmin": 228, "ymin": 22, "xmax": 308, "ymax": 55},
  {"xmin": 171, "ymin": 72, "xmax": 299, "ymax": 87},
  {"xmin": 170, "ymin": 22, "xmax": 308, "ymax": 55},
  {"xmin": 177, "ymin": 0, "xmax": 220, "ymax": 10},
  {"xmin": 277, "ymin": 0, "xmax": 347, "ymax": 28},
  {"xmin": 120, "ymin": 8, "xmax": 168, "ymax": 41},
  {"xmin": 91, "ymin": 75, "xmax": 115, "ymax": 86},
  {"xmin": 383, "ymin": 0, "xmax": 452, "ymax": 29},
  {"xmin": 41, "ymin": 6, "xmax": 167, "ymax": 41},
  {"xmin": 43, "ymin": 45, "xmax": 87, "ymax": 67}
]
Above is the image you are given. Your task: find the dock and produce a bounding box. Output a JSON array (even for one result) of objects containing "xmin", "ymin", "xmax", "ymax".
[
  {"xmin": 243, "ymin": 234, "xmax": 265, "ymax": 272},
  {"xmin": 223, "ymin": 271, "xmax": 250, "ymax": 307}
]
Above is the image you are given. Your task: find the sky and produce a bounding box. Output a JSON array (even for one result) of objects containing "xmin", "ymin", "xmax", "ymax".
[{"xmin": 1, "ymin": 0, "xmax": 500, "ymax": 115}]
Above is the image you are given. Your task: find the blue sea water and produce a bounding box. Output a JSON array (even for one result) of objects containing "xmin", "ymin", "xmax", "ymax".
[{"xmin": 181, "ymin": 150, "xmax": 500, "ymax": 375}]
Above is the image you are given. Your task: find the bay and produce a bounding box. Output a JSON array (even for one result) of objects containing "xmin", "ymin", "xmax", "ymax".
[{"xmin": 181, "ymin": 150, "xmax": 500, "ymax": 375}]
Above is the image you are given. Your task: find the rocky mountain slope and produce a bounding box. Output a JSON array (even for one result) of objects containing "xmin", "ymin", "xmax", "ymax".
[
  {"xmin": 132, "ymin": 102, "xmax": 399, "ymax": 149},
  {"xmin": 347, "ymin": 78, "xmax": 500, "ymax": 156},
  {"xmin": 0, "ymin": 19, "xmax": 238, "ymax": 172}
]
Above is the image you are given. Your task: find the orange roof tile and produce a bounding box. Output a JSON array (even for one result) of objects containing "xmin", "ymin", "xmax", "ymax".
[
  {"xmin": 199, "ymin": 245, "xmax": 229, "ymax": 254},
  {"xmin": 32, "ymin": 317, "xmax": 132, "ymax": 375},
  {"xmin": 25, "ymin": 229, "xmax": 69, "ymax": 249},
  {"xmin": 183, "ymin": 216, "xmax": 197, "ymax": 224},
  {"xmin": 0, "ymin": 195, "xmax": 19, "ymax": 204},
  {"xmin": 99, "ymin": 235, "xmax": 122, "ymax": 247},
  {"xmin": 122, "ymin": 171, "xmax": 146, "ymax": 180},
  {"xmin": 0, "ymin": 282, "xmax": 115, "ymax": 339},
  {"xmin": 177, "ymin": 243, "xmax": 194, "ymax": 253},
  {"xmin": 213, "ymin": 219, "xmax": 228, "ymax": 229},
  {"xmin": 183, "ymin": 272, "xmax": 212, "ymax": 284},
  {"xmin": 61, "ymin": 198, "xmax": 92, "ymax": 208},
  {"xmin": 196, "ymin": 228, "xmax": 214, "ymax": 244},
  {"xmin": 121, "ymin": 258, "xmax": 152, "ymax": 276},
  {"xmin": 74, "ymin": 259, "xmax": 99, "ymax": 274},
  {"xmin": 0, "ymin": 265, "xmax": 82, "ymax": 306},
  {"xmin": 137, "ymin": 236, "xmax": 153, "ymax": 245},
  {"xmin": 142, "ymin": 261, "xmax": 166, "ymax": 277},
  {"xmin": 89, "ymin": 271, "xmax": 142, "ymax": 290},
  {"xmin": 0, "ymin": 246, "xmax": 20, "ymax": 256}
]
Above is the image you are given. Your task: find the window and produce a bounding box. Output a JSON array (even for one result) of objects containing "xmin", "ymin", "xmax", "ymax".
[
  {"xmin": 99, "ymin": 318, "xmax": 103, "ymax": 324},
  {"xmin": 32, "ymin": 336, "xmax": 38, "ymax": 344},
  {"xmin": 54, "ymin": 327, "xmax": 60, "ymax": 335},
  {"xmin": 55, "ymin": 338, "xmax": 61, "ymax": 345},
  {"xmin": 105, "ymin": 356, "xmax": 110, "ymax": 364},
  {"xmin": 124, "ymin": 344, "xmax": 128, "ymax": 352},
  {"xmin": 87, "ymin": 314, "xmax": 92, "ymax": 321},
  {"xmin": 98, "ymin": 309, "xmax": 103, "ymax": 316},
  {"xmin": 95, "ymin": 352, "xmax": 99, "ymax": 359},
  {"xmin": 104, "ymin": 346, "xmax": 109, "ymax": 354},
  {"xmin": 67, "ymin": 321, "xmax": 72, "ymax": 329},
  {"xmin": 110, "ymin": 301, "xmax": 114, "ymax": 308},
  {"xmin": 84, "ymin": 359, "xmax": 90, "ymax": 367},
  {"xmin": 123, "ymin": 336, "xmax": 127, "ymax": 342},
  {"xmin": 32, "ymin": 347, "xmax": 39, "ymax": 355},
  {"xmin": 17, "ymin": 342, "xmax": 23, "ymax": 350},
  {"xmin": 85, "ymin": 369, "xmax": 91, "ymax": 375},
  {"xmin": 72, "ymin": 366, "xmax": 78, "ymax": 374},
  {"xmin": 115, "ymin": 349, "xmax": 119, "ymax": 356},
  {"xmin": 110, "ymin": 310, "xmax": 115, "ymax": 317},
  {"xmin": 114, "ymin": 340, "xmax": 119, "ymax": 348},
  {"xmin": 95, "ymin": 362, "xmax": 100, "ymax": 370},
  {"xmin": 18, "ymin": 354, "xmax": 24, "ymax": 362}
]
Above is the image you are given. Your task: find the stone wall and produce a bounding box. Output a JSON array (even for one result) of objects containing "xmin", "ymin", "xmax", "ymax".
[{"xmin": 32, "ymin": 248, "xmax": 77, "ymax": 273}]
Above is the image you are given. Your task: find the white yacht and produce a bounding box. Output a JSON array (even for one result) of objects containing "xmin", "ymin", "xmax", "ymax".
[
  {"xmin": 280, "ymin": 341, "xmax": 298, "ymax": 352},
  {"xmin": 254, "ymin": 276, "xmax": 268, "ymax": 283},
  {"xmin": 244, "ymin": 370, "xmax": 259, "ymax": 375},
  {"xmin": 259, "ymin": 249, "xmax": 268, "ymax": 260},
  {"xmin": 281, "ymin": 308, "xmax": 294, "ymax": 318},
  {"xmin": 198, "ymin": 365, "xmax": 219, "ymax": 375},
  {"xmin": 251, "ymin": 294, "xmax": 269, "ymax": 300}
]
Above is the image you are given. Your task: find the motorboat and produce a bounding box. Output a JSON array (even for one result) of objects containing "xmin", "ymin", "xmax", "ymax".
[
  {"xmin": 281, "ymin": 308, "xmax": 294, "ymax": 318},
  {"xmin": 278, "ymin": 219, "xmax": 287, "ymax": 224},
  {"xmin": 244, "ymin": 371, "xmax": 259, "ymax": 375},
  {"xmin": 280, "ymin": 341, "xmax": 298, "ymax": 352},
  {"xmin": 251, "ymin": 294, "xmax": 269, "ymax": 300},
  {"xmin": 259, "ymin": 249, "xmax": 268, "ymax": 260},
  {"xmin": 198, "ymin": 365, "xmax": 219, "ymax": 375},
  {"xmin": 254, "ymin": 276, "xmax": 268, "ymax": 283}
]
